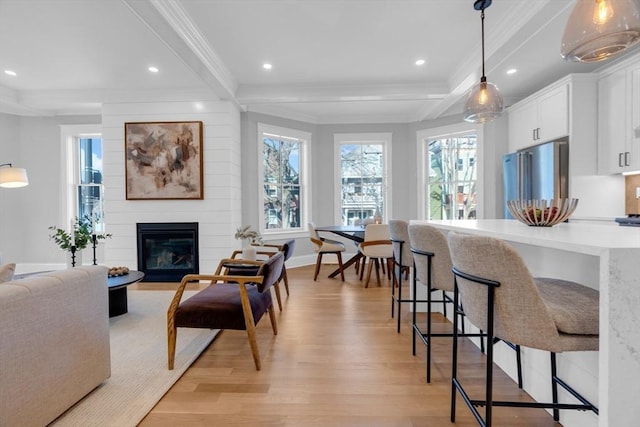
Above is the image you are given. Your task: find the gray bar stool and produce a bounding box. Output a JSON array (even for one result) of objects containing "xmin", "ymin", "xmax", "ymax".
[
  {"xmin": 447, "ymin": 232, "xmax": 599, "ymax": 426},
  {"xmin": 389, "ymin": 219, "xmax": 429, "ymax": 333},
  {"xmin": 408, "ymin": 224, "xmax": 522, "ymax": 386}
]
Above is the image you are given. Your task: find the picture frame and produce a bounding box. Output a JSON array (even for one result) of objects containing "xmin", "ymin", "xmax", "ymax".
[{"xmin": 124, "ymin": 121, "xmax": 204, "ymax": 200}]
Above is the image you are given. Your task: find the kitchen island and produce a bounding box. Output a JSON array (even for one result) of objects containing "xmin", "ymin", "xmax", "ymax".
[{"xmin": 411, "ymin": 219, "xmax": 640, "ymax": 427}]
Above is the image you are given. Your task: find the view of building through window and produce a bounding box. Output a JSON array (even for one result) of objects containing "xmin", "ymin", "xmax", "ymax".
[
  {"xmin": 262, "ymin": 133, "xmax": 301, "ymax": 230},
  {"xmin": 339, "ymin": 143, "xmax": 385, "ymax": 225},
  {"xmin": 77, "ymin": 137, "xmax": 104, "ymax": 231},
  {"xmin": 426, "ymin": 133, "xmax": 477, "ymax": 220}
]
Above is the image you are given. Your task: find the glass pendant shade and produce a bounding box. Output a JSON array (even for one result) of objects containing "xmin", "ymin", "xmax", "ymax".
[
  {"xmin": 463, "ymin": 78, "xmax": 504, "ymax": 123},
  {"xmin": 0, "ymin": 165, "xmax": 29, "ymax": 188},
  {"xmin": 561, "ymin": 0, "xmax": 640, "ymax": 62}
]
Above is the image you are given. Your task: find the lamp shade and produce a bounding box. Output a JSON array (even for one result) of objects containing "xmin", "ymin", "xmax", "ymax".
[
  {"xmin": 463, "ymin": 79, "xmax": 504, "ymax": 123},
  {"xmin": 561, "ymin": 0, "xmax": 640, "ymax": 62},
  {"xmin": 0, "ymin": 166, "xmax": 29, "ymax": 188}
]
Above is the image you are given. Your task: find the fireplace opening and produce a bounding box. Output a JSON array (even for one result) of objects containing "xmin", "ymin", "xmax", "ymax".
[{"xmin": 136, "ymin": 222, "xmax": 199, "ymax": 282}]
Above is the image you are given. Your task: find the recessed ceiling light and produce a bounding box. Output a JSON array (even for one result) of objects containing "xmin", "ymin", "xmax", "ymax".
[
  {"xmin": 4, "ymin": 70, "xmax": 17, "ymax": 76},
  {"xmin": 263, "ymin": 63, "xmax": 272, "ymax": 70},
  {"xmin": 506, "ymin": 68, "xmax": 518, "ymax": 75},
  {"xmin": 148, "ymin": 66, "xmax": 159, "ymax": 73},
  {"xmin": 415, "ymin": 59, "xmax": 426, "ymax": 66}
]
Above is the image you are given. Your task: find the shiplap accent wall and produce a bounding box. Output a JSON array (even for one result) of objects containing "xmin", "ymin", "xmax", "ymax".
[{"xmin": 101, "ymin": 100, "xmax": 241, "ymax": 272}]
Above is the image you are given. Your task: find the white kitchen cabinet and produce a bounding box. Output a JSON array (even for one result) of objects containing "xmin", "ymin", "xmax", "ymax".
[
  {"xmin": 630, "ymin": 67, "xmax": 640, "ymax": 170},
  {"xmin": 505, "ymin": 74, "xmax": 601, "ymax": 219},
  {"xmin": 597, "ymin": 58, "xmax": 640, "ymax": 174},
  {"xmin": 507, "ymin": 83, "xmax": 568, "ymax": 151}
]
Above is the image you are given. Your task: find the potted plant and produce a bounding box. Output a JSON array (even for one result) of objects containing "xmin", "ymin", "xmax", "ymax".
[
  {"xmin": 49, "ymin": 216, "xmax": 112, "ymax": 266},
  {"xmin": 234, "ymin": 225, "xmax": 262, "ymax": 260}
]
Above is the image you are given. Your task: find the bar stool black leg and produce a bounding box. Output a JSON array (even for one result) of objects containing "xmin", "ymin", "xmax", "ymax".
[{"xmin": 551, "ymin": 352, "xmax": 560, "ymax": 422}]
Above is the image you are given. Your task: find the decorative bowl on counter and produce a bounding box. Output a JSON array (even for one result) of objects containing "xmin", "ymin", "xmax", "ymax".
[{"xmin": 507, "ymin": 198, "xmax": 579, "ymax": 227}]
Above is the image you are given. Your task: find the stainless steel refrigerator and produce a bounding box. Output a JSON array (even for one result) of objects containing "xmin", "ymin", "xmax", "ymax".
[{"xmin": 502, "ymin": 139, "xmax": 569, "ymax": 219}]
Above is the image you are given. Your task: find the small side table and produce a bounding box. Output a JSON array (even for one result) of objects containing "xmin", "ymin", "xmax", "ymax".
[
  {"xmin": 221, "ymin": 261, "xmax": 260, "ymax": 277},
  {"xmin": 108, "ymin": 270, "xmax": 145, "ymax": 317}
]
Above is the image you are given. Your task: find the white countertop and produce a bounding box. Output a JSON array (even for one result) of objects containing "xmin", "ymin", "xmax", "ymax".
[
  {"xmin": 412, "ymin": 218, "xmax": 640, "ymax": 427},
  {"xmin": 411, "ymin": 219, "xmax": 640, "ymax": 255}
]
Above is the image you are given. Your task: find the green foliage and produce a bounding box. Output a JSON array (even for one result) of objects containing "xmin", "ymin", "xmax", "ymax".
[
  {"xmin": 49, "ymin": 216, "xmax": 112, "ymax": 251},
  {"xmin": 234, "ymin": 225, "xmax": 263, "ymax": 245}
]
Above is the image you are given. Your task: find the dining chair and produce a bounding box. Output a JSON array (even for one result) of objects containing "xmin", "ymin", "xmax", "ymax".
[
  {"xmin": 308, "ymin": 222, "xmax": 346, "ymax": 281},
  {"xmin": 167, "ymin": 251, "xmax": 285, "ymax": 371},
  {"xmin": 447, "ymin": 232, "xmax": 599, "ymax": 426},
  {"xmin": 358, "ymin": 223, "xmax": 393, "ymax": 288}
]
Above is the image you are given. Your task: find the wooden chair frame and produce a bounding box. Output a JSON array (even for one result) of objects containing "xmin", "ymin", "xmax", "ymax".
[
  {"xmin": 310, "ymin": 236, "xmax": 345, "ymax": 281},
  {"xmin": 167, "ymin": 258, "xmax": 278, "ymax": 371},
  {"xmin": 359, "ymin": 239, "xmax": 393, "ymax": 287}
]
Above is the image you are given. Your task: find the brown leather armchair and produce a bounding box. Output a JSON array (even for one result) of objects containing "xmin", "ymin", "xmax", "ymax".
[{"xmin": 167, "ymin": 251, "xmax": 285, "ymax": 371}]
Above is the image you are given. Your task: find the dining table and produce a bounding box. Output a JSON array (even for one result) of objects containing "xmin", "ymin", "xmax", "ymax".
[{"xmin": 315, "ymin": 225, "xmax": 366, "ymax": 278}]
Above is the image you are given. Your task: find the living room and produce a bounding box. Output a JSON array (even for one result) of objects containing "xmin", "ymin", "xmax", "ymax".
[{"xmin": 1, "ymin": 1, "xmax": 640, "ymax": 426}]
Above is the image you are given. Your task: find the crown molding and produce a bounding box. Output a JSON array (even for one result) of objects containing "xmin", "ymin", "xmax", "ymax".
[
  {"xmin": 246, "ymin": 103, "xmax": 418, "ymax": 125},
  {"xmin": 0, "ymin": 85, "xmax": 53, "ymax": 116},
  {"xmin": 237, "ymin": 82, "xmax": 449, "ymax": 105}
]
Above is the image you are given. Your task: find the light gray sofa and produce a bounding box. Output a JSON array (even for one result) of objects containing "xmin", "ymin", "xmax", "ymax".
[{"xmin": 0, "ymin": 266, "xmax": 111, "ymax": 427}]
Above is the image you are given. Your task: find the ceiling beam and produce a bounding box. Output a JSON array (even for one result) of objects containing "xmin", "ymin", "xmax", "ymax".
[
  {"xmin": 237, "ymin": 82, "xmax": 449, "ymax": 105},
  {"xmin": 121, "ymin": 0, "xmax": 237, "ymax": 103}
]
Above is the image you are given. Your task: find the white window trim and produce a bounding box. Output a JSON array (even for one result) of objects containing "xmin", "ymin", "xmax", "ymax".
[
  {"xmin": 59, "ymin": 124, "xmax": 102, "ymax": 230},
  {"xmin": 416, "ymin": 123, "xmax": 483, "ymax": 220},
  {"xmin": 257, "ymin": 123, "xmax": 311, "ymax": 238},
  {"xmin": 333, "ymin": 132, "xmax": 392, "ymax": 225}
]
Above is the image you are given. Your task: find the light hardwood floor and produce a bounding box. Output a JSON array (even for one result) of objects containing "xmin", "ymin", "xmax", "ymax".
[{"xmin": 135, "ymin": 264, "xmax": 560, "ymax": 426}]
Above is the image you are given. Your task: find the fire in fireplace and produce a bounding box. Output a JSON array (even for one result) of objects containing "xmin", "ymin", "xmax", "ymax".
[{"xmin": 136, "ymin": 222, "xmax": 199, "ymax": 282}]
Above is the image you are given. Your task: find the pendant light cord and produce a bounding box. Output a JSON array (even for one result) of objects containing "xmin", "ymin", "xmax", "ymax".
[{"xmin": 481, "ymin": 8, "xmax": 486, "ymax": 80}]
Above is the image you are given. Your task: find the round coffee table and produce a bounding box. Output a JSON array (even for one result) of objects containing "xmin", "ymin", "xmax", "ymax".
[{"xmin": 108, "ymin": 270, "xmax": 145, "ymax": 317}]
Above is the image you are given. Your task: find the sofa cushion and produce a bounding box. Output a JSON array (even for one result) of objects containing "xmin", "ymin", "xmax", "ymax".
[{"xmin": 0, "ymin": 263, "xmax": 15, "ymax": 283}]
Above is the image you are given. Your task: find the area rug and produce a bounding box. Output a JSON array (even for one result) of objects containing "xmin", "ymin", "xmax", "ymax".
[{"xmin": 51, "ymin": 290, "xmax": 219, "ymax": 427}]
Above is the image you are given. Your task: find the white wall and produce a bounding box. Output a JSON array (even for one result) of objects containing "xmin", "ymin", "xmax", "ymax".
[
  {"xmin": 0, "ymin": 113, "xmax": 23, "ymax": 264},
  {"xmin": 101, "ymin": 100, "xmax": 242, "ymax": 272},
  {"xmin": 0, "ymin": 114, "xmax": 100, "ymax": 269}
]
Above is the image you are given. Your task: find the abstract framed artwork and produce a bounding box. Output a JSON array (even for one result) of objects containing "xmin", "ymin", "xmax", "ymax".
[{"xmin": 125, "ymin": 121, "xmax": 204, "ymax": 200}]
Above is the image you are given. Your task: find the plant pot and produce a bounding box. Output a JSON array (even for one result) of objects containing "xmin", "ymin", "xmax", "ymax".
[{"xmin": 241, "ymin": 245, "xmax": 257, "ymax": 261}]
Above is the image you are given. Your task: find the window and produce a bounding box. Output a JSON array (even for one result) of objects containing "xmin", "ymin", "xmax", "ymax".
[
  {"xmin": 417, "ymin": 125, "xmax": 479, "ymax": 220},
  {"xmin": 60, "ymin": 125, "xmax": 104, "ymax": 232},
  {"xmin": 258, "ymin": 124, "xmax": 309, "ymax": 234},
  {"xmin": 335, "ymin": 133, "xmax": 391, "ymax": 225},
  {"xmin": 77, "ymin": 137, "xmax": 104, "ymax": 227}
]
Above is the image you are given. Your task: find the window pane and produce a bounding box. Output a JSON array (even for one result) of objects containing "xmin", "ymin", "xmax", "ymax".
[
  {"xmin": 261, "ymin": 131, "xmax": 303, "ymax": 232},
  {"xmin": 281, "ymin": 185, "xmax": 300, "ymax": 228},
  {"xmin": 281, "ymin": 140, "xmax": 299, "ymax": 184},
  {"xmin": 263, "ymin": 138, "xmax": 280, "ymax": 184},
  {"xmin": 77, "ymin": 137, "xmax": 104, "ymax": 229},
  {"xmin": 340, "ymin": 143, "xmax": 384, "ymax": 225},
  {"xmin": 426, "ymin": 134, "xmax": 476, "ymax": 220}
]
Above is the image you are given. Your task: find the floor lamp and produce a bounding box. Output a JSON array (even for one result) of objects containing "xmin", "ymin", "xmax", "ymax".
[{"xmin": 0, "ymin": 163, "xmax": 29, "ymax": 188}]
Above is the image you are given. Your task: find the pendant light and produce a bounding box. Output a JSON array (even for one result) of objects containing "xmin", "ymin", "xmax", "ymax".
[
  {"xmin": 463, "ymin": 0, "xmax": 504, "ymax": 124},
  {"xmin": 561, "ymin": 0, "xmax": 640, "ymax": 62}
]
